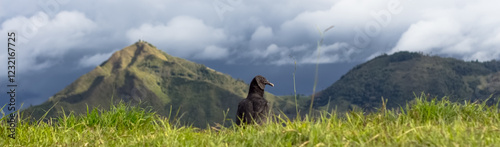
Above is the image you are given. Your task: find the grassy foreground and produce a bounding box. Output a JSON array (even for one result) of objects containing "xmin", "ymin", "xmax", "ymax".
[{"xmin": 2, "ymin": 94, "xmax": 500, "ymax": 146}]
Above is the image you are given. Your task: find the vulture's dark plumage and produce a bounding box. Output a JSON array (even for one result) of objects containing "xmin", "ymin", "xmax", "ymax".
[{"xmin": 236, "ymin": 75, "xmax": 274, "ymax": 125}]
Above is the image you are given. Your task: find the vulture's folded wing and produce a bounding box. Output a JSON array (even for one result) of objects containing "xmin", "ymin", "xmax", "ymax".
[{"xmin": 236, "ymin": 99, "xmax": 254, "ymax": 125}]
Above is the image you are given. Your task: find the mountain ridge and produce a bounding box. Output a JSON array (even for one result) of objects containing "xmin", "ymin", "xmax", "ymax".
[
  {"xmin": 314, "ymin": 51, "xmax": 500, "ymax": 112},
  {"xmin": 24, "ymin": 41, "xmax": 296, "ymax": 128}
]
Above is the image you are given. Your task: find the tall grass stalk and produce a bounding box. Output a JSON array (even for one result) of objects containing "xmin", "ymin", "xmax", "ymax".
[
  {"xmin": 292, "ymin": 57, "xmax": 300, "ymax": 120},
  {"xmin": 309, "ymin": 25, "xmax": 334, "ymax": 116}
]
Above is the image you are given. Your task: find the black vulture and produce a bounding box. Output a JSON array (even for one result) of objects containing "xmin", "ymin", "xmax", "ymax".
[{"xmin": 236, "ymin": 75, "xmax": 274, "ymax": 125}]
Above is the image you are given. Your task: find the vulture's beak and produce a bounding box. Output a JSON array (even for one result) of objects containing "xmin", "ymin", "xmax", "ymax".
[{"xmin": 267, "ymin": 82, "xmax": 274, "ymax": 87}]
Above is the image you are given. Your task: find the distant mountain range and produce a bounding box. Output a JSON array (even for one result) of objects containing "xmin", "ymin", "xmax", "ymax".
[
  {"xmin": 24, "ymin": 43, "xmax": 500, "ymax": 127},
  {"xmin": 23, "ymin": 41, "xmax": 298, "ymax": 128},
  {"xmin": 314, "ymin": 51, "xmax": 500, "ymax": 112}
]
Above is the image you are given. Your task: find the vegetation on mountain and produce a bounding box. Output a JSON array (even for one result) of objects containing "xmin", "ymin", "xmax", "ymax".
[
  {"xmin": 22, "ymin": 43, "xmax": 500, "ymax": 129},
  {"xmin": 314, "ymin": 51, "xmax": 500, "ymax": 112},
  {"xmin": 22, "ymin": 41, "xmax": 297, "ymax": 128}
]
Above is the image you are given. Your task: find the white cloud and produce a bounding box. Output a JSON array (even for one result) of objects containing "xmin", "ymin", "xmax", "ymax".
[
  {"xmin": 193, "ymin": 45, "xmax": 229, "ymax": 60},
  {"xmin": 261, "ymin": 0, "xmax": 410, "ymax": 64},
  {"xmin": 0, "ymin": 11, "xmax": 97, "ymax": 75},
  {"xmin": 250, "ymin": 44, "xmax": 282, "ymax": 58},
  {"xmin": 32, "ymin": 11, "xmax": 97, "ymax": 56},
  {"xmin": 126, "ymin": 16, "xmax": 228, "ymax": 59},
  {"xmin": 299, "ymin": 42, "xmax": 357, "ymax": 64},
  {"xmin": 244, "ymin": 42, "xmax": 357, "ymax": 65},
  {"xmin": 390, "ymin": 0, "xmax": 500, "ymax": 61},
  {"xmin": 278, "ymin": 0, "xmax": 391, "ymax": 43},
  {"xmin": 391, "ymin": 19, "xmax": 464, "ymax": 53},
  {"xmin": 251, "ymin": 26, "xmax": 273, "ymax": 42},
  {"xmin": 78, "ymin": 50, "xmax": 115, "ymax": 68}
]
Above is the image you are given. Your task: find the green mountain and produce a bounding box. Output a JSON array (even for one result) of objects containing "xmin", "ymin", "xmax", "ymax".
[
  {"xmin": 23, "ymin": 41, "xmax": 296, "ymax": 128},
  {"xmin": 314, "ymin": 51, "xmax": 500, "ymax": 112}
]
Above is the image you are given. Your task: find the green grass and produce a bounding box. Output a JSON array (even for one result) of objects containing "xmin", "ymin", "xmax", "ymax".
[{"xmin": 2, "ymin": 94, "xmax": 500, "ymax": 146}]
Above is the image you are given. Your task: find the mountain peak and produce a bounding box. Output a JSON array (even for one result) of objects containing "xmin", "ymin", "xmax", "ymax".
[
  {"xmin": 101, "ymin": 41, "xmax": 168, "ymax": 71},
  {"xmin": 23, "ymin": 41, "xmax": 292, "ymax": 128}
]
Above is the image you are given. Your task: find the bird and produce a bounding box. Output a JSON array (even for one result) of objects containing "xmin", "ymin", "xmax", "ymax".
[{"xmin": 236, "ymin": 75, "xmax": 274, "ymax": 125}]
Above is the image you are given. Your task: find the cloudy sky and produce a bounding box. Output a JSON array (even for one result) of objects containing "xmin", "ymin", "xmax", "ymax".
[{"xmin": 1, "ymin": 0, "xmax": 500, "ymax": 110}]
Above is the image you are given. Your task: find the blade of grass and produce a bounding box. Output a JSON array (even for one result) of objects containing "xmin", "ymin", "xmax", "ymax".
[{"xmin": 309, "ymin": 25, "xmax": 334, "ymax": 117}]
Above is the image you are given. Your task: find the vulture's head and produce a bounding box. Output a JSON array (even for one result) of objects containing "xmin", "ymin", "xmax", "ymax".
[{"xmin": 251, "ymin": 75, "xmax": 274, "ymax": 90}]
